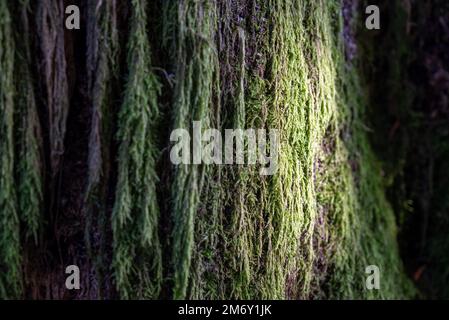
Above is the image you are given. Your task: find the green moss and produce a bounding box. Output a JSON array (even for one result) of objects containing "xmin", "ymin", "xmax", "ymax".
[
  {"xmin": 0, "ymin": 0, "xmax": 22, "ymax": 299},
  {"xmin": 168, "ymin": 0, "xmax": 218, "ymax": 300},
  {"xmin": 112, "ymin": 0, "xmax": 162, "ymax": 299},
  {"xmin": 179, "ymin": 0, "xmax": 415, "ymax": 299},
  {"xmin": 0, "ymin": 0, "xmax": 419, "ymax": 300}
]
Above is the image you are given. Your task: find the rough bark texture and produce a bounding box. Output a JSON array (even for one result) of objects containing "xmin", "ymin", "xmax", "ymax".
[{"xmin": 0, "ymin": 0, "xmax": 448, "ymax": 299}]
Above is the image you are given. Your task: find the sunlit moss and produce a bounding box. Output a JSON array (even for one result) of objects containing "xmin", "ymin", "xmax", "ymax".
[
  {"xmin": 0, "ymin": 0, "xmax": 419, "ymax": 300},
  {"xmin": 181, "ymin": 0, "xmax": 415, "ymax": 299}
]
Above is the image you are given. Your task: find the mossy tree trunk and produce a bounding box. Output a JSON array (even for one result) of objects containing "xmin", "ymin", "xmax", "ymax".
[{"xmin": 0, "ymin": 0, "xmax": 447, "ymax": 299}]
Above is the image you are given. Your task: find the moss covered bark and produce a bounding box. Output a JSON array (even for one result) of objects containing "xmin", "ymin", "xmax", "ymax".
[
  {"xmin": 0, "ymin": 0, "xmax": 22, "ymax": 298},
  {"xmin": 1, "ymin": 0, "xmax": 448, "ymax": 299}
]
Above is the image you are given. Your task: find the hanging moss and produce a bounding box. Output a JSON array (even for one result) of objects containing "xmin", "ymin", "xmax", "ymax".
[
  {"xmin": 2, "ymin": 0, "xmax": 440, "ymax": 300},
  {"xmin": 111, "ymin": 0, "xmax": 162, "ymax": 299},
  {"xmin": 261, "ymin": 0, "xmax": 414, "ymax": 299},
  {"xmin": 169, "ymin": 0, "xmax": 218, "ymax": 299},
  {"xmin": 177, "ymin": 0, "xmax": 415, "ymax": 300},
  {"xmin": 0, "ymin": 0, "xmax": 22, "ymax": 299}
]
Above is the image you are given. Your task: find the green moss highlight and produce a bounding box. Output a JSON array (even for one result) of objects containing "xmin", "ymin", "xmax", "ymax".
[
  {"xmin": 0, "ymin": 0, "xmax": 421, "ymax": 300},
  {"xmin": 182, "ymin": 0, "xmax": 415, "ymax": 299},
  {"xmin": 112, "ymin": 0, "xmax": 162, "ymax": 299},
  {"xmin": 169, "ymin": 0, "xmax": 218, "ymax": 299}
]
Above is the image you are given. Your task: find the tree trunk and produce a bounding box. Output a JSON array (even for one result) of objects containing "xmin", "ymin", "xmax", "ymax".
[{"xmin": 0, "ymin": 0, "xmax": 448, "ymax": 299}]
